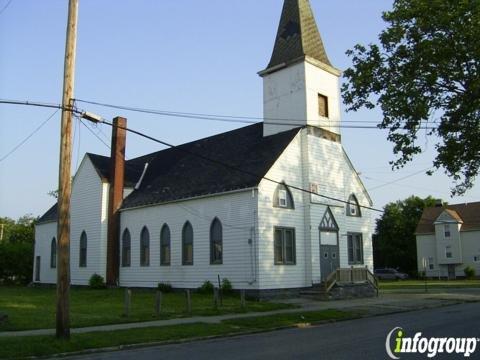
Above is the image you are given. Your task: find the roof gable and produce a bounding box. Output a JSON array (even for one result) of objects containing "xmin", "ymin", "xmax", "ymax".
[
  {"xmin": 416, "ymin": 202, "xmax": 480, "ymax": 234},
  {"xmin": 434, "ymin": 209, "xmax": 463, "ymax": 224}
]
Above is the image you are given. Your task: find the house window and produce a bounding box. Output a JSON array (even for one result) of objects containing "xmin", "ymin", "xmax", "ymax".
[
  {"xmin": 347, "ymin": 233, "xmax": 363, "ymax": 264},
  {"xmin": 273, "ymin": 183, "xmax": 294, "ymax": 209},
  {"xmin": 428, "ymin": 257, "xmax": 434, "ymax": 270},
  {"xmin": 50, "ymin": 237, "xmax": 57, "ymax": 269},
  {"xmin": 445, "ymin": 245, "xmax": 452, "ymax": 259},
  {"xmin": 274, "ymin": 227, "xmax": 296, "ymax": 265},
  {"xmin": 121, "ymin": 228, "xmax": 131, "ymax": 267},
  {"xmin": 318, "ymin": 94, "xmax": 329, "ymax": 118},
  {"xmin": 347, "ymin": 194, "xmax": 361, "ymax": 217},
  {"xmin": 278, "ymin": 190, "xmax": 287, "ymax": 207},
  {"xmin": 79, "ymin": 231, "xmax": 87, "ymax": 267},
  {"xmin": 210, "ymin": 218, "xmax": 223, "ymax": 264},
  {"xmin": 160, "ymin": 224, "xmax": 171, "ymax": 266},
  {"xmin": 182, "ymin": 222, "xmax": 194, "ymax": 265},
  {"xmin": 444, "ymin": 224, "xmax": 451, "ymax": 238},
  {"xmin": 140, "ymin": 226, "xmax": 150, "ymax": 267},
  {"xmin": 474, "ymin": 255, "xmax": 480, "ymax": 263}
]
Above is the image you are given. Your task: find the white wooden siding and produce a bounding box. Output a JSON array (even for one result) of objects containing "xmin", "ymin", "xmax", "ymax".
[
  {"xmin": 33, "ymin": 221, "xmax": 57, "ymax": 284},
  {"xmin": 119, "ymin": 190, "xmax": 257, "ymax": 289},
  {"xmin": 70, "ymin": 156, "xmax": 109, "ymax": 285},
  {"xmin": 257, "ymin": 129, "xmax": 375, "ymax": 289}
]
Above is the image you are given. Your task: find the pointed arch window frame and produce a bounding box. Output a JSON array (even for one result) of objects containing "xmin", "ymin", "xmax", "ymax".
[
  {"xmin": 50, "ymin": 237, "xmax": 57, "ymax": 269},
  {"xmin": 347, "ymin": 194, "xmax": 362, "ymax": 217},
  {"xmin": 210, "ymin": 218, "xmax": 223, "ymax": 265},
  {"xmin": 79, "ymin": 231, "xmax": 87, "ymax": 268},
  {"xmin": 121, "ymin": 228, "xmax": 131, "ymax": 267},
  {"xmin": 182, "ymin": 221, "xmax": 194, "ymax": 266},
  {"xmin": 160, "ymin": 224, "xmax": 171, "ymax": 266},
  {"xmin": 273, "ymin": 182, "xmax": 295, "ymax": 209},
  {"xmin": 319, "ymin": 207, "xmax": 339, "ymax": 232},
  {"xmin": 140, "ymin": 226, "xmax": 150, "ymax": 267}
]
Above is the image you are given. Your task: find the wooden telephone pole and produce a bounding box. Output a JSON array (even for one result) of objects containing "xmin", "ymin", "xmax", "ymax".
[{"xmin": 56, "ymin": 0, "xmax": 78, "ymax": 339}]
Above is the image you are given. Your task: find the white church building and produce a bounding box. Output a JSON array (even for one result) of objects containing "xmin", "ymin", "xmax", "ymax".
[{"xmin": 33, "ymin": 0, "xmax": 374, "ymax": 296}]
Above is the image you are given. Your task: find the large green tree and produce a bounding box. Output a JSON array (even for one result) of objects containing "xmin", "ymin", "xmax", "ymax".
[
  {"xmin": 373, "ymin": 196, "xmax": 436, "ymax": 276},
  {"xmin": 342, "ymin": 0, "xmax": 480, "ymax": 195},
  {"xmin": 0, "ymin": 215, "xmax": 36, "ymax": 284}
]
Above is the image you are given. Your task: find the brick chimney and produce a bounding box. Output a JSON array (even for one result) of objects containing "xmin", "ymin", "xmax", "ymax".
[{"xmin": 106, "ymin": 116, "xmax": 126, "ymax": 286}]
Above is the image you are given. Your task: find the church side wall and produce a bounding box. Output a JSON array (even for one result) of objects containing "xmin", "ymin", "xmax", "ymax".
[
  {"xmin": 119, "ymin": 190, "xmax": 257, "ymax": 289},
  {"xmin": 33, "ymin": 221, "xmax": 57, "ymax": 284},
  {"xmin": 70, "ymin": 157, "xmax": 108, "ymax": 285}
]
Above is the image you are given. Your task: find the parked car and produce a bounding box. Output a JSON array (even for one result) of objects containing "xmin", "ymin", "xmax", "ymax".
[{"xmin": 374, "ymin": 268, "xmax": 409, "ymax": 280}]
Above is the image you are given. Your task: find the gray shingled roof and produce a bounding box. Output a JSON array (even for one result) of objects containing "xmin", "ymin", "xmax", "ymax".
[
  {"xmin": 266, "ymin": 0, "xmax": 332, "ymax": 70},
  {"xmin": 37, "ymin": 123, "xmax": 301, "ymax": 221},
  {"xmin": 416, "ymin": 202, "xmax": 480, "ymax": 234},
  {"xmin": 121, "ymin": 123, "xmax": 300, "ymax": 209}
]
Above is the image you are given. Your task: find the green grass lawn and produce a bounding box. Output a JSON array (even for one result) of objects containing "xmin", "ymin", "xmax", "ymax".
[
  {"xmin": 0, "ymin": 286, "xmax": 294, "ymax": 332},
  {"xmin": 0, "ymin": 310, "xmax": 354, "ymax": 359},
  {"xmin": 379, "ymin": 279, "xmax": 480, "ymax": 290}
]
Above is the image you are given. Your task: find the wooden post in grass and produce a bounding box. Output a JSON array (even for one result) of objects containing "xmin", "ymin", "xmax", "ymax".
[
  {"xmin": 185, "ymin": 289, "xmax": 192, "ymax": 314},
  {"xmin": 240, "ymin": 289, "xmax": 246, "ymax": 308},
  {"xmin": 124, "ymin": 288, "xmax": 131, "ymax": 317},
  {"xmin": 155, "ymin": 291, "xmax": 162, "ymax": 317},
  {"xmin": 213, "ymin": 288, "xmax": 219, "ymax": 309}
]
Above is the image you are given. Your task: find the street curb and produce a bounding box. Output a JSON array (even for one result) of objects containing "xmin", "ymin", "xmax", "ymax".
[{"xmin": 9, "ymin": 298, "xmax": 480, "ymax": 360}]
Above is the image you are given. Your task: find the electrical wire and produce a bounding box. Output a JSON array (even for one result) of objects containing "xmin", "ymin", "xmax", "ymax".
[
  {"xmin": 367, "ymin": 167, "xmax": 435, "ymax": 192},
  {"xmin": 0, "ymin": 109, "xmax": 59, "ymax": 163},
  {"xmin": 97, "ymin": 119, "xmax": 383, "ymax": 213},
  {"xmin": 75, "ymin": 98, "xmax": 439, "ymax": 130},
  {"xmin": 0, "ymin": 0, "xmax": 13, "ymax": 16}
]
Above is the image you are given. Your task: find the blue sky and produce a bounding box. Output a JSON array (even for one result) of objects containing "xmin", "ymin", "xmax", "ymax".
[{"xmin": 0, "ymin": 0, "xmax": 479, "ymax": 220}]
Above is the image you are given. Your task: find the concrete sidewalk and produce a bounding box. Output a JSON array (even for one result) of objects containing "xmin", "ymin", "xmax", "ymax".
[{"xmin": 1, "ymin": 291, "xmax": 479, "ymax": 338}]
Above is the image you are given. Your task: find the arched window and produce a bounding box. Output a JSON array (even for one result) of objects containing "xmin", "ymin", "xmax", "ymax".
[
  {"xmin": 347, "ymin": 194, "xmax": 361, "ymax": 217},
  {"xmin": 121, "ymin": 228, "xmax": 131, "ymax": 267},
  {"xmin": 140, "ymin": 226, "xmax": 150, "ymax": 266},
  {"xmin": 50, "ymin": 237, "xmax": 57, "ymax": 269},
  {"xmin": 160, "ymin": 224, "xmax": 171, "ymax": 266},
  {"xmin": 79, "ymin": 231, "xmax": 87, "ymax": 267},
  {"xmin": 273, "ymin": 183, "xmax": 294, "ymax": 209},
  {"xmin": 210, "ymin": 218, "xmax": 223, "ymax": 264},
  {"xmin": 182, "ymin": 221, "xmax": 193, "ymax": 265}
]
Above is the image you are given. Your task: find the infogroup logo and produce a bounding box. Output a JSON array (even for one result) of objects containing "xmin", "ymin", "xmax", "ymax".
[{"xmin": 385, "ymin": 327, "xmax": 479, "ymax": 359}]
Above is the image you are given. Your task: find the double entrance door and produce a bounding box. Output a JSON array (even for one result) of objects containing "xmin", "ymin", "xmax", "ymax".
[{"xmin": 320, "ymin": 231, "xmax": 340, "ymax": 281}]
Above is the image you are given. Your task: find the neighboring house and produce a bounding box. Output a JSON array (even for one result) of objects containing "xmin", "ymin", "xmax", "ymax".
[
  {"xmin": 416, "ymin": 202, "xmax": 480, "ymax": 279},
  {"xmin": 33, "ymin": 0, "xmax": 375, "ymax": 296}
]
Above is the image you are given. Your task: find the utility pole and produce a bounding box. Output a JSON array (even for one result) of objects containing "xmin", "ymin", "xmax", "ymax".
[
  {"xmin": 0, "ymin": 224, "xmax": 4, "ymax": 242},
  {"xmin": 56, "ymin": 0, "xmax": 78, "ymax": 340}
]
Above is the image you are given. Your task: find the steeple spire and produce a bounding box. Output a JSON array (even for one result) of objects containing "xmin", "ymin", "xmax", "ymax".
[{"xmin": 266, "ymin": 0, "xmax": 332, "ymax": 70}]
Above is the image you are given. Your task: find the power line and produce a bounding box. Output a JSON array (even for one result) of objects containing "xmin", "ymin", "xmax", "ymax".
[
  {"xmin": 0, "ymin": 0, "xmax": 13, "ymax": 16},
  {"xmin": 1, "ymin": 98, "xmax": 439, "ymax": 130},
  {"xmin": 75, "ymin": 99, "xmax": 439, "ymax": 130},
  {"xmin": 367, "ymin": 167, "xmax": 435, "ymax": 192},
  {"xmin": 96, "ymin": 119, "xmax": 383, "ymax": 213},
  {"xmin": 0, "ymin": 109, "xmax": 59, "ymax": 163},
  {"xmin": 75, "ymin": 98, "xmax": 381, "ymax": 124}
]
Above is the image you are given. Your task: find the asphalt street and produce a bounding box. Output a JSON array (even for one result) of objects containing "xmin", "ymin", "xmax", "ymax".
[{"xmin": 68, "ymin": 302, "xmax": 480, "ymax": 360}]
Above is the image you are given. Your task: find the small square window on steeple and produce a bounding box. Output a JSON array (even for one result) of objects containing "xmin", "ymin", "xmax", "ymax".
[{"xmin": 318, "ymin": 94, "xmax": 329, "ymax": 118}]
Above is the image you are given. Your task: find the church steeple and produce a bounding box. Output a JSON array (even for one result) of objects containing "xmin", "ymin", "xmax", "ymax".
[
  {"xmin": 266, "ymin": 0, "xmax": 332, "ymax": 71},
  {"xmin": 260, "ymin": 0, "xmax": 342, "ymax": 138}
]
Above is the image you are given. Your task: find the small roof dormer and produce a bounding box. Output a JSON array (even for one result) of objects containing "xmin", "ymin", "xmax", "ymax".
[{"xmin": 434, "ymin": 209, "xmax": 464, "ymax": 225}]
